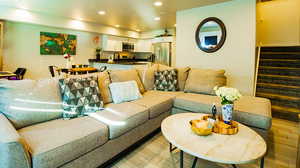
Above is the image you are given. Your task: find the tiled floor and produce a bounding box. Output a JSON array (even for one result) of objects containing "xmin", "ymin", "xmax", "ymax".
[{"xmin": 110, "ymin": 118, "xmax": 299, "ymax": 168}]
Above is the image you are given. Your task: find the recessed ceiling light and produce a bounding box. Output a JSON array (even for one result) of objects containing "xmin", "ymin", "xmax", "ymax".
[
  {"xmin": 98, "ymin": 11, "xmax": 106, "ymax": 15},
  {"xmin": 154, "ymin": 17, "xmax": 160, "ymax": 21},
  {"xmin": 154, "ymin": 1, "xmax": 163, "ymax": 6},
  {"xmin": 115, "ymin": 25, "xmax": 120, "ymax": 28}
]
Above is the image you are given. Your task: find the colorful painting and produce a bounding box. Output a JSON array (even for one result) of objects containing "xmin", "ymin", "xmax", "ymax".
[{"xmin": 40, "ymin": 32, "xmax": 77, "ymax": 55}]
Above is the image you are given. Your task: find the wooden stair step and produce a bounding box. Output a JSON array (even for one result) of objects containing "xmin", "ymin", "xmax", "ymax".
[
  {"xmin": 258, "ymin": 74, "xmax": 300, "ymax": 80},
  {"xmin": 256, "ymin": 92, "xmax": 300, "ymax": 101},
  {"xmin": 272, "ymin": 105, "xmax": 300, "ymax": 114},
  {"xmin": 261, "ymin": 52, "xmax": 300, "ymax": 55},
  {"xmin": 257, "ymin": 83, "xmax": 300, "ymax": 89},
  {"xmin": 259, "ymin": 66, "xmax": 300, "ymax": 70},
  {"xmin": 260, "ymin": 59, "xmax": 300, "ymax": 62}
]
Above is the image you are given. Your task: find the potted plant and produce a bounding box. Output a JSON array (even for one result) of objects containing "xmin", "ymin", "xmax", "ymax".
[
  {"xmin": 214, "ymin": 86, "xmax": 242, "ymax": 124},
  {"xmin": 95, "ymin": 47, "xmax": 102, "ymax": 60}
]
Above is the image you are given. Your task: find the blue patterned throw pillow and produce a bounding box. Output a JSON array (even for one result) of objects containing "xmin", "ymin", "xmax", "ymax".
[
  {"xmin": 154, "ymin": 69, "xmax": 179, "ymax": 91},
  {"xmin": 58, "ymin": 76, "xmax": 104, "ymax": 119}
]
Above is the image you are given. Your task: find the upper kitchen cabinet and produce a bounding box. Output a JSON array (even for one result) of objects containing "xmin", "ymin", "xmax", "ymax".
[
  {"xmin": 136, "ymin": 39, "xmax": 152, "ymax": 52},
  {"xmin": 102, "ymin": 35, "xmax": 123, "ymax": 52}
]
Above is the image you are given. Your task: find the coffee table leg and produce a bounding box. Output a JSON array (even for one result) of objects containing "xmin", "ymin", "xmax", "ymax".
[
  {"xmin": 192, "ymin": 157, "xmax": 198, "ymax": 168},
  {"xmin": 260, "ymin": 157, "xmax": 264, "ymax": 168},
  {"xmin": 180, "ymin": 150, "xmax": 184, "ymax": 168}
]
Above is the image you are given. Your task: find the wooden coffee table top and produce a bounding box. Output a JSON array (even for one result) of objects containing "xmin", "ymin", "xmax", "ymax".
[{"xmin": 161, "ymin": 113, "xmax": 267, "ymax": 165}]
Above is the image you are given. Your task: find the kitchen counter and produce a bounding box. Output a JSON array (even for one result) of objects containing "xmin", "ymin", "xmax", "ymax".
[{"xmin": 89, "ymin": 59, "xmax": 152, "ymax": 70}]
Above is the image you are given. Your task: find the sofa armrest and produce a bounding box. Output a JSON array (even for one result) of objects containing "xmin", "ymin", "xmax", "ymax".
[{"xmin": 0, "ymin": 114, "xmax": 31, "ymax": 168}]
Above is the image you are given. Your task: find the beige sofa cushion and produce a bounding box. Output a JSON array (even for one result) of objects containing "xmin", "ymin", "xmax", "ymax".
[
  {"xmin": 18, "ymin": 116, "xmax": 109, "ymax": 168},
  {"xmin": 0, "ymin": 78, "xmax": 63, "ymax": 129},
  {"xmin": 92, "ymin": 102, "xmax": 149, "ymax": 139},
  {"xmin": 136, "ymin": 64, "xmax": 158, "ymax": 90},
  {"xmin": 131, "ymin": 91, "xmax": 174, "ymax": 119},
  {"xmin": 184, "ymin": 68, "xmax": 226, "ymax": 95},
  {"xmin": 173, "ymin": 93, "xmax": 272, "ymax": 130},
  {"xmin": 97, "ymin": 71, "xmax": 112, "ymax": 104},
  {"xmin": 109, "ymin": 69, "xmax": 145, "ymax": 94}
]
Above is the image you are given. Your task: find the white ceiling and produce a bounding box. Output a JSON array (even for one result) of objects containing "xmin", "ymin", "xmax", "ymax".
[{"xmin": 0, "ymin": 0, "xmax": 230, "ymax": 32}]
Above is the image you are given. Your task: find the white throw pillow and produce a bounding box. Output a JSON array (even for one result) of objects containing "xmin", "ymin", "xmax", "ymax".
[{"xmin": 109, "ymin": 81, "xmax": 142, "ymax": 104}]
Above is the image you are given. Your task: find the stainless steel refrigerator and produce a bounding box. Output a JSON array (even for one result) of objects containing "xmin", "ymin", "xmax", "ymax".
[{"xmin": 153, "ymin": 42, "xmax": 171, "ymax": 66}]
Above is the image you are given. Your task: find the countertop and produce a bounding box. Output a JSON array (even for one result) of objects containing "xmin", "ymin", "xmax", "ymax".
[{"xmin": 88, "ymin": 59, "xmax": 152, "ymax": 65}]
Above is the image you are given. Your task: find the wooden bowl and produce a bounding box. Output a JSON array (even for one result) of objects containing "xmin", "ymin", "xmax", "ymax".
[
  {"xmin": 213, "ymin": 120, "xmax": 239, "ymax": 135},
  {"xmin": 189, "ymin": 119, "xmax": 212, "ymax": 136},
  {"xmin": 193, "ymin": 115, "xmax": 239, "ymax": 135}
]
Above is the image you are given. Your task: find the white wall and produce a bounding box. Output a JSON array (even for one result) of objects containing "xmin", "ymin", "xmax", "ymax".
[
  {"xmin": 176, "ymin": 0, "xmax": 256, "ymax": 95},
  {"xmin": 257, "ymin": 0, "xmax": 300, "ymax": 46},
  {"xmin": 3, "ymin": 22, "xmax": 100, "ymax": 79}
]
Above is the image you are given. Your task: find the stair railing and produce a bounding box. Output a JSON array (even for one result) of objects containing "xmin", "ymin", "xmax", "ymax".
[{"xmin": 253, "ymin": 45, "xmax": 262, "ymax": 96}]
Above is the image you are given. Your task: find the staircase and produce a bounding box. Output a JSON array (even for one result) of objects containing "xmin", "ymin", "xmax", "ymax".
[{"xmin": 256, "ymin": 46, "xmax": 300, "ymax": 122}]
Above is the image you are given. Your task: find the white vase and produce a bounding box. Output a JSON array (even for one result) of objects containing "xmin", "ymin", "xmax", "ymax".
[
  {"xmin": 222, "ymin": 104, "xmax": 234, "ymax": 124},
  {"xmin": 66, "ymin": 60, "xmax": 72, "ymax": 69}
]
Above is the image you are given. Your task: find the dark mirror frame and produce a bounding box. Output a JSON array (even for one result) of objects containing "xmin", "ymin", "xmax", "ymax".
[{"xmin": 195, "ymin": 17, "xmax": 227, "ymax": 53}]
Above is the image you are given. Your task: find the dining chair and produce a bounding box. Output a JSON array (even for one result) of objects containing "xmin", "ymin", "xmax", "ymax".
[
  {"xmin": 48, "ymin": 66, "xmax": 61, "ymax": 77},
  {"xmin": 8, "ymin": 68, "xmax": 26, "ymax": 80}
]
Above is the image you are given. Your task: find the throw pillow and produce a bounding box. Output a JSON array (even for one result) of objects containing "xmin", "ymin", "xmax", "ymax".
[
  {"xmin": 109, "ymin": 81, "xmax": 142, "ymax": 104},
  {"xmin": 136, "ymin": 64, "xmax": 158, "ymax": 90},
  {"xmin": 0, "ymin": 78, "xmax": 63, "ymax": 129},
  {"xmin": 58, "ymin": 76, "xmax": 103, "ymax": 119},
  {"xmin": 97, "ymin": 71, "xmax": 113, "ymax": 104},
  {"xmin": 154, "ymin": 69, "xmax": 179, "ymax": 91},
  {"xmin": 184, "ymin": 68, "xmax": 227, "ymax": 95},
  {"xmin": 109, "ymin": 69, "xmax": 146, "ymax": 94},
  {"xmin": 177, "ymin": 67, "xmax": 191, "ymax": 91},
  {"xmin": 156, "ymin": 64, "xmax": 190, "ymax": 91}
]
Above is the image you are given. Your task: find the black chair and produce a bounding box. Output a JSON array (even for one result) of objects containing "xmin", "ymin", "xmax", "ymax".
[
  {"xmin": 48, "ymin": 66, "xmax": 60, "ymax": 77},
  {"xmin": 98, "ymin": 66, "xmax": 107, "ymax": 72},
  {"xmin": 15, "ymin": 68, "xmax": 26, "ymax": 80},
  {"xmin": 9, "ymin": 68, "xmax": 26, "ymax": 80}
]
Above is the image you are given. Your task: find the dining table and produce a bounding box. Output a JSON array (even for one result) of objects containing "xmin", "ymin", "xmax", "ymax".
[{"xmin": 57, "ymin": 67, "xmax": 98, "ymax": 75}]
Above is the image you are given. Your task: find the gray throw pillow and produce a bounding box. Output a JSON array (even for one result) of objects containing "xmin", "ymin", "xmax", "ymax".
[
  {"xmin": 154, "ymin": 69, "xmax": 179, "ymax": 91},
  {"xmin": 58, "ymin": 76, "xmax": 103, "ymax": 119}
]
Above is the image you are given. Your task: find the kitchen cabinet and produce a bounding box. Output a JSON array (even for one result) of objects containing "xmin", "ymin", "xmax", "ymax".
[
  {"xmin": 136, "ymin": 39, "xmax": 152, "ymax": 52},
  {"xmin": 102, "ymin": 35, "xmax": 123, "ymax": 52},
  {"xmin": 102, "ymin": 35, "xmax": 153, "ymax": 53}
]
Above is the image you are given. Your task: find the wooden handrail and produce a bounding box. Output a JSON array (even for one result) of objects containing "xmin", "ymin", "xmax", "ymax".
[{"xmin": 253, "ymin": 45, "xmax": 262, "ymax": 96}]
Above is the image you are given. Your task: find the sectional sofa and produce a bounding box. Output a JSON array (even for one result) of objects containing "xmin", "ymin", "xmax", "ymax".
[{"xmin": 0, "ymin": 64, "xmax": 272, "ymax": 168}]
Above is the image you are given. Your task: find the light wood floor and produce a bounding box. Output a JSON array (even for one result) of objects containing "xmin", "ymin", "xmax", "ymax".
[{"xmin": 110, "ymin": 118, "xmax": 299, "ymax": 168}]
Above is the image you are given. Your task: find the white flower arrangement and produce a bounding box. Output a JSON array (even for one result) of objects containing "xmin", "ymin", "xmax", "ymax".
[{"xmin": 214, "ymin": 86, "xmax": 242, "ymax": 105}]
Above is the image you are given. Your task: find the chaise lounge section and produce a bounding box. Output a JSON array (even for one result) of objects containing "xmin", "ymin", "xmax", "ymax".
[{"xmin": 0, "ymin": 64, "xmax": 272, "ymax": 168}]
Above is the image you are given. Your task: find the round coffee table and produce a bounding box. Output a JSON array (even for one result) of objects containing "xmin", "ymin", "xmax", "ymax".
[{"xmin": 161, "ymin": 113, "xmax": 267, "ymax": 168}]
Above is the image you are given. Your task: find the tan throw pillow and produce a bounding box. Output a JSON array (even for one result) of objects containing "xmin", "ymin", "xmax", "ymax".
[
  {"xmin": 177, "ymin": 67, "xmax": 190, "ymax": 91},
  {"xmin": 158, "ymin": 64, "xmax": 173, "ymax": 71},
  {"xmin": 109, "ymin": 69, "xmax": 145, "ymax": 94},
  {"xmin": 184, "ymin": 68, "xmax": 226, "ymax": 95},
  {"xmin": 97, "ymin": 71, "xmax": 113, "ymax": 104},
  {"xmin": 136, "ymin": 64, "xmax": 158, "ymax": 91}
]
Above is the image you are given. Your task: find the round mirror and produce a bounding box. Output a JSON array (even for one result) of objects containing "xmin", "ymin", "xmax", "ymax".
[{"xmin": 195, "ymin": 17, "xmax": 226, "ymax": 53}]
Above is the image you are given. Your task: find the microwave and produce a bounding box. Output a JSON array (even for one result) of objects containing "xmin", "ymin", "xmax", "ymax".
[{"xmin": 122, "ymin": 42, "xmax": 134, "ymax": 52}]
